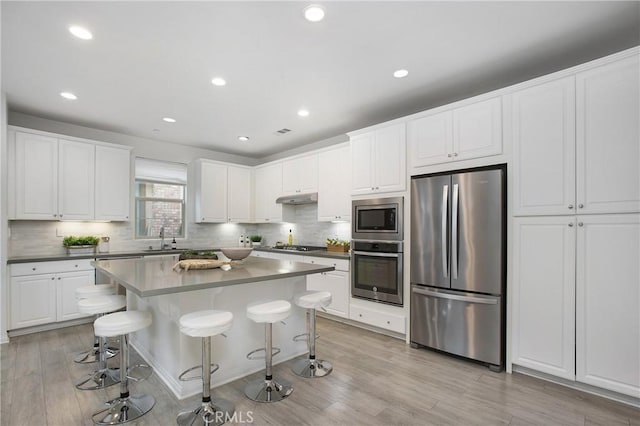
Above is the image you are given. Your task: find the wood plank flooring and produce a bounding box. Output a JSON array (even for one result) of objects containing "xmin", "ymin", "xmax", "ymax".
[{"xmin": 1, "ymin": 317, "xmax": 638, "ymax": 425}]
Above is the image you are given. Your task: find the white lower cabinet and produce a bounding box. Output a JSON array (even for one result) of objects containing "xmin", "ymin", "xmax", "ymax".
[
  {"xmin": 512, "ymin": 214, "xmax": 640, "ymax": 397},
  {"xmin": 349, "ymin": 303, "xmax": 405, "ymax": 334},
  {"xmin": 9, "ymin": 260, "xmax": 95, "ymax": 330},
  {"xmin": 303, "ymin": 256, "xmax": 349, "ymax": 318}
]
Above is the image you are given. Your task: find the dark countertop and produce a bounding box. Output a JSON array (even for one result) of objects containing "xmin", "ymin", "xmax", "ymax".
[
  {"xmin": 93, "ymin": 256, "xmax": 334, "ymax": 297},
  {"xmin": 7, "ymin": 246, "xmax": 351, "ymax": 264}
]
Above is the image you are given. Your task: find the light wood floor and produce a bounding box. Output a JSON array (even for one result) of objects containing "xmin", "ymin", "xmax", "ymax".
[{"xmin": 1, "ymin": 317, "xmax": 638, "ymax": 426}]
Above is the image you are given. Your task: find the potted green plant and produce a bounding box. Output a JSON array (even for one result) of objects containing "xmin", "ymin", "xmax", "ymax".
[
  {"xmin": 325, "ymin": 238, "xmax": 350, "ymax": 253},
  {"xmin": 63, "ymin": 235, "xmax": 100, "ymax": 255},
  {"xmin": 249, "ymin": 235, "xmax": 263, "ymax": 247}
]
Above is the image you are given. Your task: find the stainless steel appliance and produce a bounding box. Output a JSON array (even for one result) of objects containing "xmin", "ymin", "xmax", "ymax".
[
  {"xmin": 410, "ymin": 165, "xmax": 505, "ymax": 370},
  {"xmin": 352, "ymin": 197, "xmax": 403, "ymax": 241},
  {"xmin": 351, "ymin": 240, "xmax": 403, "ymax": 305}
]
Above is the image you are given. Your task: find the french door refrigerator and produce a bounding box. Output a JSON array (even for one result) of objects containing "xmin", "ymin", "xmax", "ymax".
[{"xmin": 410, "ymin": 165, "xmax": 505, "ymax": 370}]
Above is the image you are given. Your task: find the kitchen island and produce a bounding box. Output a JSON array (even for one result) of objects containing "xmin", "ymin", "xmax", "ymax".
[{"xmin": 92, "ymin": 255, "xmax": 333, "ymax": 399}]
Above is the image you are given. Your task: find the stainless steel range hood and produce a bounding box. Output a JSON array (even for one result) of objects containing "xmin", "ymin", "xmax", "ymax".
[{"xmin": 275, "ymin": 192, "xmax": 318, "ymax": 205}]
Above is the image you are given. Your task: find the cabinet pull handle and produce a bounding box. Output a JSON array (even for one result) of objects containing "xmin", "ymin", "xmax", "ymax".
[
  {"xmin": 568, "ymin": 223, "xmax": 574, "ymax": 227},
  {"xmin": 568, "ymin": 204, "xmax": 574, "ymax": 209}
]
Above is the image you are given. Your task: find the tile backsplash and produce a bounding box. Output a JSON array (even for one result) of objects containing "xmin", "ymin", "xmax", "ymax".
[{"xmin": 8, "ymin": 204, "xmax": 350, "ymax": 256}]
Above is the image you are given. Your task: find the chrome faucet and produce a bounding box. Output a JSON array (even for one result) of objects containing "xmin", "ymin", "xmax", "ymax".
[{"xmin": 159, "ymin": 226, "xmax": 166, "ymax": 250}]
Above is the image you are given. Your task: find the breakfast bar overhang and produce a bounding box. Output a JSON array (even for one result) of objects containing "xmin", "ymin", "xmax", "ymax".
[{"xmin": 92, "ymin": 255, "xmax": 334, "ymax": 399}]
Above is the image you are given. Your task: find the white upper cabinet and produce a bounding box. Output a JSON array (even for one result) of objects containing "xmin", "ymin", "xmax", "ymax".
[
  {"xmin": 318, "ymin": 145, "xmax": 351, "ymax": 221},
  {"xmin": 95, "ymin": 145, "xmax": 131, "ymax": 221},
  {"xmin": 282, "ymin": 153, "xmax": 318, "ymax": 195},
  {"xmin": 576, "ymin": 55, "xmax": 640, "ymax": 214},
  {"xmin": 255, "ymin": 162, "xmax": 291, "ymax": 222},
  {"xmin": 227, "ymin": 165, "xmax": 252, "ymax": 223},
  {"xmin": 512, "ymin": 77, "xmax": 576, "ymax": 216},
  {"xmin": 13, "ymin": 132, "xmax": 59, "ymax": 219},
  {"xmin": 351, "ymin": 122, "xmax": 406, "ymax": 196},
  {"xmin": 193, "ymin": 160, "xmax": 252, "ymax": 223},
  {"xmin": 58, "ymin": 139, "xmax": 95, "ymax": 220},
  {"xmin": 575, "ymin": 214, "xmax": 639, "ymax": 397},
  {"xmin": 9, "ymin": 128, "xmax": 131, "ymax": 221},
  {"xmin": 408, "ymin": 97, "xmax": 502, "ymax": 169},
  {"xmin": 194, "ymin": 160, "xmax": 228, "ymax": 223}
]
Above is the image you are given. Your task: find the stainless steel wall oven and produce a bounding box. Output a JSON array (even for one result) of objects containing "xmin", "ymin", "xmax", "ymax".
[{"xmin": 351, "ymin": 240, "xmax": 404, "ymax": 306}]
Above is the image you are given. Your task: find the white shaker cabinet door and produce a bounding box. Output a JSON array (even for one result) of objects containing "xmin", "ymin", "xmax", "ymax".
[
  {"xmin": 195, "ymin": 161, "xmax": 228, "ymax": 223},
  {"xmin": 512, "ymin": 77, "xmax": 576, "ymax": 216},
  {"xmin": 373, "ymin": 123, "xmax": 406, "ymax": 194},
  {"xmin": 576, "ymin": 55, "xmax": 640, "ymax": 214},
  {"xmin": 318, "ymin": 145, "xmax": 351, "ymax": 222},
  {"xmin": 13, "ymin": 132, "xmax": 58, "ymax": 219},
  {"xmin": 282, "ymin": 154, "xmax": 318, "ymax": 195},
  {"xmin": 576, "ymin": 214, "xmax": 640, "ymax": 397},
  {"xmin": 350, "ymin": 132, "xmax": 375, "ymax": 196},
  {"xmin": 511, "ymin": 216, "xmax": 576, "ymax": 380},
  {"xmin": 407, "ymin": 111, "xmax": 453, "ymax": 168},
  {"xmin": 254, "ymin": 162, "xmax": 283, "ymax": 222},
  {"xmin": 57, "ymin": 270, "xmax": 95, "ymax": 322},
  {"xmin": 10, "ymin": 274, "xmax": 57, "ymax": 329},
  {"xmin": 95, "ymin": 145, "xmax": 131, "ymax": 221},
  {"xmin": 58, "ymin": 139, "xmax": 95, "ymax": 220},
  {"xmin": 227, "ymin": 165, "xmax": 252, "ymax": 223},
  {"xmin": 452, "ymin": 97, "xmax": 502, "ymax": 162}
]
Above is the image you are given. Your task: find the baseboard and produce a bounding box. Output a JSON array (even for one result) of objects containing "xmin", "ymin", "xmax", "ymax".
[
  {"xmin": 316, "ymin": 312, "xmax": 405, "ymax": 341},
  {"xmin": 513, "ymin": 365, "xmax": 640, "ymax": 408},
  {"xmin": 7, "ymin": 317, "xmax": 94, "ymax": 338}
]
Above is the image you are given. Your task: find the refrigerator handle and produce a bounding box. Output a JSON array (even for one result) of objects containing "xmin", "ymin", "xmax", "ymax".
[
  {"xmin": 441, "ymin": 184, "xmax": 449, "ymax": 278},
  {"xmin": 412, "ymin": 286, "xmax": 498, "ymax": 305},
  {"xmin": 451, "ymin": 183, "xmax": 459, "ymax": 279}
]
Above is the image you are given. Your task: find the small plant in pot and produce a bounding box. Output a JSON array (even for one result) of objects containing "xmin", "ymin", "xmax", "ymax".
[
  {"xmin": 63, "ymin": 235, "xmax": 100, "ymax": 255},
  {"xmin": 249, "ymin": 235, "xmax": 263, "ymax": 247}
]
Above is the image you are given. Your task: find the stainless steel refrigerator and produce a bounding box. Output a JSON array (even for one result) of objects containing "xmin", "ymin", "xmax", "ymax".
[{"xmin": 410, "ymin": 165, "xmax": 505, "ymax": 370}]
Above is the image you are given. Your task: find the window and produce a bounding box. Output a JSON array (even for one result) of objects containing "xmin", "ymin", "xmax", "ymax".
[{"xmin": 134, "ymin": 158, "xmax": 187, "ymax": 239}]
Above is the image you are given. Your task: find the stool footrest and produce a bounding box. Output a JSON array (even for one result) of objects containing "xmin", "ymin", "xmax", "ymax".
[
  {"xmin": 292, "ymin": 333, "xmax": 320, "ymax": 342},
  {"xmin": 178, "ymin": 363, "xmax": 220, "ymax": 382},
  {"xmin": 246, "ymin": 347, "xmax": 280, "ymax": 360}
]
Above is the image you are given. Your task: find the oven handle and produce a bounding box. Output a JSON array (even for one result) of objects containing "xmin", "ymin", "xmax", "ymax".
[
  {"xmin": 411, "ymin": 286, "xmax": 498, "ymax": 305},
  {"xmin": 353, "ymin": 251, "xmax": 401, "ymax": 258}
]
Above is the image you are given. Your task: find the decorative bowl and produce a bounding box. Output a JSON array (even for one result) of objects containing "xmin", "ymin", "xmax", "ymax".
[{"xmin": 220, "ymin": 247, "xmax": 253, "ymax": 260}]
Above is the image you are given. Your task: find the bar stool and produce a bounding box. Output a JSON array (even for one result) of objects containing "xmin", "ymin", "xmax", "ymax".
[
  {"xmin": 177, "ymin": 310, "xmax": 235, "ymax": 426},
  {"xmin": 75, "ymin": 284, "xmax": 118, "ymax": 364},
  {"xmin": 76, "ymin": 295, "xmax": 127, "ymax": 390},
  {"xmin": 91, "ymin": 311, "xmax": 155, "ymax": 425},
  {"xmin": 291, "ymin": 291, "xmax": 333, "ymax": 378},
  {"xmin": 244, "ymin": 300, "xmax": 293, "ymax": 403}
]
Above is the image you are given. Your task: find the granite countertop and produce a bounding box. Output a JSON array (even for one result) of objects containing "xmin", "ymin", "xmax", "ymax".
[
  {"xmin": 7, "ymin": 246, "xmax": 351, "ymax": 264},
  {"xmin": 93, "ymin": 256, "xmax": 334, "ymax": 297}
]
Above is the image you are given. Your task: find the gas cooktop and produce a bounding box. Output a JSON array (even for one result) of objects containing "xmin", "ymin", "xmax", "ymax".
[{"xmin": 270, "ymin": 245, "xmax": 325, "ymax": 252}]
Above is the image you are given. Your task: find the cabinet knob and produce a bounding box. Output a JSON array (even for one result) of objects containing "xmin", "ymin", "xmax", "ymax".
[
  {"xmin": 387, "ymin": 320, "xmax": 391, "ymax": 324},
  {"xmin": 578, "ymin": 204, "xmax": 584, "ymax": 209},
  {"xmin": 53, "ymin": 214, "xmax": 57, "ymax": 217},
  {"xmin": 568, "ymin": 223, "xmax": 574, "ymax": 227},
  {"xmin": 57, "ymin": 277, "xmax": 61, "ymax": 280},
  {"xmin": 359, "ymin": 314, "xmax": 363, "ymax": 317},
  {"xmin": 568, "ymin": 204, "xmax": 574, "ymax": 209},
  {"xmin": 59, "ymin": 214, "xmax": 63, "ymax": 217},
  {"xmin": 51, "ymin": 277, "xmax": 55, "ymax": 280},
  {"xmin": 578, "ymin": 222, "xmax": 584, "ymax": 227},
  {"xmin": 74, "ymin": 264, "xmax": 78, "ymax": 268},
  {"xmin": 447, "ymin": 153, "xmax": 452, "ymax": 158},
  {"xmin": 371, "ymin": 187, "xmax": 375, "ymax": 190},
  {"xmin": 125, "ymin": 216, "xmax": 128, "ymax": 219},
  {"xmin": 453, "ymin": 153, "xmax": 458, "ymax": 157},
  {"xmin": 32, "ymin": 267, "xmax": 36, "ymax": 271}
]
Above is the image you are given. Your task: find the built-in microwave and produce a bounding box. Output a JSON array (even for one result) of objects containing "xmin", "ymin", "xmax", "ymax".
[{"xmin": 352, "ymin": 197, "xmax": 403, "ymax": 241}]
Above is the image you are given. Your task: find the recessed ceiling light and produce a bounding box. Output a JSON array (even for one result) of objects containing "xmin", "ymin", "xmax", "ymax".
[
  {"xmin": 60, "ymin": 92, "xmax": 77, "ymax": 100},
  {"xmin": 393, "ymin": 69, "xmax": 409, "ymax": 78},
  {"xmin": 297, "ymin": 109, "xmax": 310, "ymax": 117},
  {"xmin": 162, "ymin": 117, "xmax": 176, "ymax": 123},
  {"xmin": 69, "ymin": 26, "xmax": 93, "ymax": 40},
  {"xmin": 211, "ymin": 77, "xmax": 227, "ymax": 86},
  {"xmin": 304, "ymin": 5, "xmax": 325, "ymax": 22},
  {"xmin": 238, "ymin": 136, "xmax": 250, "ymax": 142}
]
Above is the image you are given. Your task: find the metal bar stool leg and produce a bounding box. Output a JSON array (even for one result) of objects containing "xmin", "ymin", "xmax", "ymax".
[
  {"xmin": 76, "ymin": 334, "xmax": 120, "ymax": 390},
  {"xmin": 292, "ymin": 307, "xmax": 333, "ymax": 378}
]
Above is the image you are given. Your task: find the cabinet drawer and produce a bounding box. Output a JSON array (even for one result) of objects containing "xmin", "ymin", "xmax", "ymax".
[
  {"xmin": 303, "ymin": 256, "xmax": 350, "ymax": 272},
  {"xmin": 350, "ymin": 304, "xmax": 406, "ymax": 334},
  {"xmin": 11, "ymin": 259, "xmax": 94, "ymax": 276}
]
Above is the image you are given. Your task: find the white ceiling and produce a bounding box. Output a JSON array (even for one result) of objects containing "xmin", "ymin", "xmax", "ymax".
[{"xmin": 2, "ymin": 1, "xmax": 639, "ymax": 159}]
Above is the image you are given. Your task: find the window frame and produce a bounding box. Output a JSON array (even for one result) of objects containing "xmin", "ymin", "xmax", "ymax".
[{"xmin": 134, "ymin": 178, "xmax": 186, "ymax": 240}]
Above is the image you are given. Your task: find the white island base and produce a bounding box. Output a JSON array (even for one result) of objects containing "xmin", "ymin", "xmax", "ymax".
[{"xmin": 126, "ymin": 276, "xmax": 308, "ymax": 400}]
